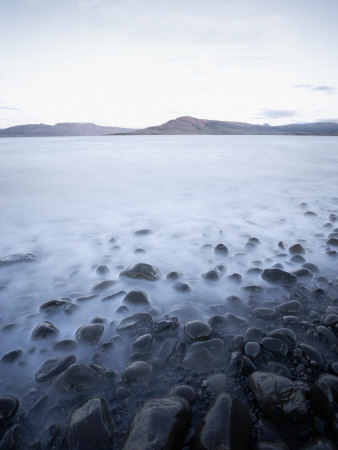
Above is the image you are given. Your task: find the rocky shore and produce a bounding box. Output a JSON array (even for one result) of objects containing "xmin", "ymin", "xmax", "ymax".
[{"xmin": 1, "ymin": 211, "xmax": 338, "ymax": 449}]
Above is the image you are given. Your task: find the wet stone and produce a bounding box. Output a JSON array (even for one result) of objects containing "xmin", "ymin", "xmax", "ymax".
[
  {"xmin": 90, "ymin": 315, "xmax": 106, "ymax": 324},
  {"xmin": 226, "ymin": 295, "xmax": 242, "ymax": 304},
  {"xmin": 95, "ymin": 264, "xmax": 110, "ymax": 275},
  {"xmin": 172, "ymin": 384, "xmax": 196, "ymax": 402},
  {"xmin": 39, "ymin": 298, "xmax": 70, "ymax": 313},
  {"xmin": 194, "ymin": 392, "xmax": 253, "ymax": 450},
  {"xmin": 122, "ymin": 396, "xmax": 191, "ymax": 450},
  {"xmin": 76, "ymin": 324, "xmax": 104, "ymax": 346},
  {"xmin": 123, "ymin": 290, "xmax": 150, "ymax": 307},
  {"xmin": 261, "ymin": 337, "xmax": 288, "ymax": 357},
  {"xmin": 31, "ymin": 321, "xmax": 59, "ymax": 340},
  {"xmin": 276, "ymin": 300, "xmax": 301, "ymax": 314},
  {"xmin": 311, "ymin": 373, "xmax": 338, "ymax": 417},
  {"xmin": 244, "ymin": 341, "xmax": 261, "ymax": 359},
  {"xmin": 290, "ymin": 254, "xmax": 306, "ymax": 263},
  {"xmin": 293, "ymin": 268, "xmax": 312, "ymax": 279},
  {"xmin": 1, "ymin": 349, "xmax": 22, "ymax": 363},
  {"xmin": 322, "ymin": 313, "xmax": 338, "ymax": 327},
  {"xmin": 35, "ymin": 354, "xmax": 76, "ymax": 382},
  {"xmin": 327, "ymin": 237, "xmax": 338, "ymax": 246},
  {"xmin": 202, "ymin": 264, "xmax": 226, "ymax": 281},
  {"xmin": 316, "ymin": 326, "xmax": 337, "ymax": 343},
  {"xmin": 261, "ymin": 269, "xmax": 297, "ymax": 286},
  {"xmin": 266, "ymin": 361, "xmax": 291, "ymax": 378},
  {"xmin": 184, "ymin": 320, "xmax": 212, "ymax": 341},
  {"xmin": 67, "ymin": 397, "xmax": 114, "ymax": 450},
  {"xmin": 254, "ymin": 308, "xmax": 278, "ymax": 319},
  {"xmin": 0, "ymin": 253, "xmax": 38, "ymax": 267},
  {"xmin": 269, "ymin": 328, "xmax": 297, "ymax": 348},
  {"xmin": 120, "ymin": 263, "xmax": 161, "ymax": 281},
  {"xmin": 132, "ymin": 334, "xmax": 152, "ymax": 352},
  {"xmin": 245, "ymin": 327, "xmax": 265, "ymax": 343},
  {"xmin": 134, "ymin": 228, "xmax": 152, "ymax": 235},
  {"xmin": 302, "ymin": 262, "xmax": 319, "ymax": 273},
  {"xmin": 232, "ymin": 335, "xmax": 245, "ymax": 350},
  {"xmin": 151, "ymin": 315, "xmax": 179, "ymax": 334},
  {"xmin": 282, "ymin": 315, "xmax": 299, "ymax": 325},
  {"xmin": 299, "ymin": 343, "xmax": 324, "ymax": 366},
  {"xmin": 183, "ymin": 338, "xmax": 224, "ymax": 373},
  {"xmin": 208, "ymin": 314, "xmax": 226, "ymax": 331},
  {"xmin": 0, "ymin": 395, "xmax": 19, "ymax": 424},
  {"xmin": 173, "ymin": 281, "xmax": 191, "ymax": 292},
  {"xmin": 116, "ymin": 305, "xmax": 129, "ymax": 314},
  {"xmin": 249, "ymin": 371, "xmax": 308, "ymax": 423},
  {"xmin": 51, "ymin": 362, "xmax": 105, "ymax": 393},
  {"xmin": 53, "ymin": 339, "xmax": 77, "ymax": 351},
  {"xmin": 101, "ymin": 290, "xmax": 126, "ymax": 302},
  {"xmin": 214, "ymin": 243, "xmax": 229, "ymax": 256},
  {"xmin": 117, "ymin": 313, "xmax": 152, "ymax": 332},
  {"xmin": 0, "ymin": 424, "xmax": 21, "ymax": 449},
  {"xmin": 154, "ymin": 337, "xmax": 177, "ymax": 366},
  {"xmin": 225, "ymin": 313, "xmax": 248, "ymax": 327},
  {"xmin": 227, "ymin": 273, "xmax": 242, "ymax": 283},
  {"xmin": 166, "ymin": 271, "xmax": 182, "ymax": 280},
  {"xmin": 289, "ymin": 244, "xmax": 305, "ymax": 255},
  {"xmin": 122, "ymin": 361, "xmax": 153, "ymax": 386},
  {"xmin": 91, "ymin": 279, "xmax": 116, "ymax": 292},
  {"xmin": 206, "ymin": 373, "xmax": 228, "ymax": 393}
]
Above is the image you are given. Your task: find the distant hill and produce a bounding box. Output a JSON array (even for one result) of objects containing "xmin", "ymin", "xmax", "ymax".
[
  {"xmin": 0, "ymin": 122, "xmax": 136, "ymax": 137},
  {"xmin": 120, "ymin": 116, "xmax": 338, "ymax": 136}
]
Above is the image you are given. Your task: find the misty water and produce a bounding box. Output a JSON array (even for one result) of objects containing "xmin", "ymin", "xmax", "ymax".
[{"xmin": 0, "ymin": 135, "xmax": 338, "ymax": 446}]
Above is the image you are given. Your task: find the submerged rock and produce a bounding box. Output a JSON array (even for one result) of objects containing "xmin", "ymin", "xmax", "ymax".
[
  {"xmin": 0, "ymin": 253, "xmax": 38, "ymax": 267},
  {"xmin": 120, "ymin": 263, "xmax": 161, "ymax": 281},
  {"xmin": 122, "ymin": 396, "xmax": 191, "ymax": 450},
  {"xmin": 214, "ymin": 243, "xmax": 229, "ymax": 256},
  {"xmin": 194, "ymin": 392, "xmax": 252, "ymax": 450},
  {"xmin": 51, "ymin": 362, "xmax": 105, "ymax": 393},
  {"xmin": 35, "ymin": 354, "xmax": 76, "ymax": 382},
  {"xmin": 261, "ymin": 269, "xmax": 297, "ymax": 286},
  {"xmin": 67, "ymin": 397, "xmax": 114, "ymax": 450},
  {"xmin": 202, "ymin": 264, "xmax": 226, "ymax": 281},
  {"xmin": 76, "ymin": 324, "xmax": 104, "ymax": 346},
  {"xmin": 31, "ymin": 321, "xmax": 59, "ymax": 340},
  {"xmin": 123, "ymin": 290, "xmax": 150, "ymax": 307}
]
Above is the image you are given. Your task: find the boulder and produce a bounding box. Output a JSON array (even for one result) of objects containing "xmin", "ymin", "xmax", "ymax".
[
  {"xmin": 122, "ymin": 361, "xmax": 153, "ymax": 386},
  {"xmin": 51, "ymin": 362, "xmax": 105, "ymax": 393},
  {"xmin": 184, "ymin": 320, "xmax": 212, "ymax": 341},
  {"xmin": 35, "ymin": 354, "xmax": 76, "ymax": 382},
  {"xmin": 31, "ymin": 321, "xmax": 59, "ymax": 340},
  {"xmin": 76, "ymin": 324, "xmax": 104, "ymax": 346},
  {"xmin": 183, "ymin": 338, "xmax": 224, "ymax": 372},
  {"xmin": 123, "ymin": 290, "xmax": 150, "ymax": 307},
  {"xmin": 261, "ymin": 269, "xmax": 297, "ymax": 286},
  {"xmin": 117, "ymin": 313, "xmax": 152, "ymax": 332}
]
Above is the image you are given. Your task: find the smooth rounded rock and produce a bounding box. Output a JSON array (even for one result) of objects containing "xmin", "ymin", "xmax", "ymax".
[
  {"xmin": 289, "ymin": 244, "xmax": 305, "ymax": 255},
  {"xmin": 35, "ymin": 354, "xmax": 76, "ymax": 382},
  {"xmin": 122, "ymin": 361, "xmax": 152, "ymax": 386},
  {"xmin": 0, "ymin": 396, "xmax": 19, "ymax": 423},
  {"xmin": 0, "ymin": 424, "xmax": 21, "ymax": 449},
  {"xmin": 244, "ymin": 341, "xmax": 261, "ymax": 359},
  {"xmin": 123, "ymin": 290, "xmax": 150, "ymax": 307},
  {"xmin": 117, "ymin": 313, "xmax": 152, "ymax": 332},
  {"xmin": 76, "ymin": 324, "xmax": 104, "ymax": 346},
  {"xmin": 261, "ymin": 269, "xmax": 297, "ymax": 286},
  {"xmin": 183, "ymin": 338, "xmax": 224, "ymax": 372},
  {"xmin": 172, "ymin": 384, "xmax": 196, "ymax": 402},
  {"xmin": 51, "ymin": 363, "xmax": 105, "ymax": 393},
  {"xmin": 184, "ymin": 320, "xmax": 212, "ymax": 341},
  {"xmin": 31, "ymin": 321, "xmax": 59, "ymax": 340},
  {"xmin": 91, "ymin": 279, "xmax": 116, "ymax": 291},
  {"xmin": 120, "ymin": 263, "xmax": 161, "ymax": 281},
  {"xmin": 1, "ymin": 349, "xmax": 22, "ymax": 363},
  {"xmin": 214, "ymin": 243, "xmax": 229, "ymax": 256},
  {"xmin": 132, "ymin": 334, "xmax": 152, "ymax": 352},
  {"xmin": 276, "ymin": 300, "xmax": 301, "ymax": 314},
  {"xmin": 202, "ymin": 265, "xmax": 226, "ymax": 281}
]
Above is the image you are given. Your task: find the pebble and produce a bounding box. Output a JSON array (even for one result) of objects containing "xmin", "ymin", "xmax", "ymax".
[
  {"xmin": 31, "ymin": 321, "xmax": 59, "ymax": 340},
  {"xmin": 123, "ymin": 289, "xmax": 150, "ymax": 307},
  {"xmin": 51, "ymin": 362, "xmax": 105, "ymax": 393},
  {"xmin": 261, "ymin": 337, "xmax": 288, "ymax": 357},
  {"xmin": 0, "ymin": 253, "xmax": 38, "ymax": 267},
  {"xmin": 214, "ymin": 243, "xmax": 229, "ymax": 256},
  {"xmin": 184, "ymin": 320, "xmax": 212, "ymax": 341},
  {"xmin": 172, "ymin": 384, "xmax": 196, "ymax": 402},
  {"xmin": 254, "ymin": 308, "xmax": 278, "ymax": 319},
  {"xmin": 173, "ymin": 281, "xmax": 191, "ymax": 292},
  {"xmin": 244, "ymin": 341, "xmax": 261, "ymax": 359},
  {"xmin": 202, "ymin": 264, "xmax": 226, "ymax": 281},
  {"xmin": 208, "ymin": 314, "xmax": 226, "ymax": 330},
  {"xmin": 183, "ymin": 338, "xmax": 224, "ymax": 372},
  {"xmin": 0, "ymin": 395, "xmax": 19, "ymax": 423},
  {"xmin": 35, "ymin": 354, "xmax": 76, "ymax": 382},
  {"xmin": 132, "ymin": 334, "xmax": 152, "ymax": 352},
  {"xmin": 117, "ymin": 313, "xmax": 152, "ymax": 331},
  {"xmin": 91, "ymin": 279, "xmax": 116, "ymax": 291},
  {"xmin": 1, "ymin": 349, "xmax": 22, "ymax": 363},
  {"xmin": 75, "ymin": 324, "xmax": 104, "ymax": 346},
  {"xmin": 276, "ymin": 300, "xmax": 301, "ymax": 314},
  {"xmin": 122, "ymin": 361, "xmax": 153, "ymax": 386},
  {"xmin": 289, "ymin": 244, "xmax": 305, "ymax": 254},
  {"xmin": 120, "ymin": 263, "xmax": 161, "ymax": 281},
  {"xmin": 261, "ymin": 268, "xmax": 297, "ymax": 286}
]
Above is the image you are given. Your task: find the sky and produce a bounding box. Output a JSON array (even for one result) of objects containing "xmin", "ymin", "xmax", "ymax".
[{"xmin": 1, "ymin": 0, "xmax": 338, "ymax": 129}]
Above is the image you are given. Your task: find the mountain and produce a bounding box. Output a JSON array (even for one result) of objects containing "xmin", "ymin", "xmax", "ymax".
[
  {"xmin": 120, "ymin": 116, "xmax": 338, "ymax": 135},
  {"xmin": 0, "ymin": 122, "xmax": 136, "ymax": 137}
]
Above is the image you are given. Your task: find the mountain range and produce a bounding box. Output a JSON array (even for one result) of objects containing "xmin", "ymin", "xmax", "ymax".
[{"xmin": 1, "ymin": 116, "xmax": 338, "ymax": 136}]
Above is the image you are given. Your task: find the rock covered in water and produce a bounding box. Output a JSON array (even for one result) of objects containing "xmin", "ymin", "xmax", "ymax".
[
  {"xmin": 194, "ymin": 392, "xmax": 252, "ymax": 450},
  {"xmin": 1, "ymin": 349, "xmax": 22, "ymax": 363},
  {"xmin": 119, "ymin": 263, "xmax": 161, "ymax": 281},
  {"xmin": 91, "ymin": 279, "xmax": 116, "ymax": 291},
  {"xmin": 39, "ymin": 298, "xmax": 70, "ymax": 313},
  {"xmin": 75, "ymin": 324, "xmax": 104, "ymax": 346},
  {"xmin": 0, "ymin": 253, "xmax": 38, "ymax": 267},
  {"xmin": 123, "ymin": 290, "xmax": 150, "ymax": 307},
  {"xmin": 289, "ymin": 244, "xmax": 305, "ymax": 254},
  {"xmin": 67, "ymin": 397, "xmax": 114, "ymax": 450},
  {"xmin": 35, "ymin": 354, "xmax": 76, "ymax": 382},
  {"xmin": 122, "ymin": 396, "xmax": 191, "ymax": 450},
  {"xmin": 132, "ymin": 334, "xmax": 152, "ymax": 352},
  {"xmin": 261, "ymin": 269, "xmax": 297, "ymax": 286},
  {"xmin": 31, "ymin": 321, "xmax": 59, "ymax": 340},
  {"xmin": 202, "ymin": 264, "xmax": 226, "ymax": 281},
  {"xmin": 249, "ymin": 371, "xmax": 308, "ymax": 423},
  {"xmin": 51, "ymin": 362, "xmax": 105, "ymax": 393},
  {"xmin": 214, "ymin": 243, "xmax": 229, "ymax": 256}
]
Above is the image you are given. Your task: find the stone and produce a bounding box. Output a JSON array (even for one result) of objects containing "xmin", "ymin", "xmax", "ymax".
[
  {"xmin": 316, "ymin": 326, "xmax": 337, "ymax": 343},
  {"xmin": 225, "ymin": 313, "xmax": 248, "ymax": 327},
  {"xmin": 67, "ymin": 397, "xmax": 114, "ymax": 450},
  {"xmin": 245, "ymin": 327, "xmax": 265, "ymax": 343},
  {"xmin": 214, "ymin": 243, "xmax": 229, "ymax": 256},
  {"xmin": 289, "ymin": 244, "xmax": 305, "ymax": 254},
  {"xmin": 194, "ymin": 393, "xmax": 252, "ymax": 450},
  {"xmin": 101, "ymin": 290, "xmax": 125, "ymax": 301},
  {"xmin": 0, "ymin": 253, "xmax": 38, "ymax": 267},
  {"xmin": 173, "ymin": 281, "xmax": 191, "ymax": 292},
  {"xmin": 206, "ymin": 373, "xmax": 228, "ymax": 393},
  {"xmin": 172, "ymin": 384, "xmax": 196, "ymax": 402},
  {"xmin": 123, "ymin": 290, "xmax": 150, "ymax": 307},
  {"xmin": 261, "ymin": 337, "xmax": 288, "ymax": 357},
  {"xmin": 202, "ymin": 264, "xmax": 226, "ymax": 281},
  {"xmin": 322, "ymin": 313, "xmax": 338, "ymax": 327},
  {"xmin": 76, "ymin": 324, "xmax": 104, "ymax": 346},
  {"xmin": 269, "ymin": 328, "xmax": 297, "ymax": 348},
  {"xmin": 276, "ymin": 300, "xmax": 301, "ymax": 314},
  {"xmin": 208, "ymin": 314, "xmax": 227, "ymax": 331},
  {"xmin": 254, "ymin": 308, "xmax": 278, "ymax": 319},
  {"xmin": 299, "ymin": 343, "xmax": 324, "ymax": 366},
  {"xmin": 53, "ymin": 339, "xmax": 77, "ymax": 351},
  {"xmin": 292, "ymin": 268, "xmax": 312, "ymax": 279},
  {"xmin": 183, "ymin": 338, "xmax": 224, "ymax": 372},
  {"xmin": 51, "ymin": 362, "xmax": 105, "ymax": 393},
  {"xmin": 35, "ymin": 354, "xmax": 76, "ymax": 382},
  {"xmin": 132, "ymin": 334, "xmax": 152, "ymax": 352},
  {"xmin": 311, "ymin": 374, "xmax": 338, "ymax": 417},
  {"xmin": 91, "ymin": 279, "xmax": 116, "ymax": 291},
  {"xmin": 151, "ymin": 315, "xmax": 179, "ymax": 334},
  {"xmin": 39, "ymin": 298, "xmax": 70, "ymax": 313},
  {"xmin": 302, "ymin": 262, "xmax": 319, "ymax": 273},
  {"xmin": 134, "ymin": 229, "xmax": 152, "ymax": 236},
  {"xmin": 0, "ymin": 424, "xmax": 21, "ymax": 450},
  {"xmin": 327, "ymin": 237, "xmax": 338, "ymax": 246},
  {"xmin": 0, "ymin": 395, "xmax": 19, "ymax": 424},
  {"xmin": 1, "ymin": 349, "xmax": 22, "ymax": 363},
  {"xmin": 244, "ymin": 342, "xmax": 261, "ymax": 359},
  {"xmin": 117, "ymin": 313, "xmax": 152, "ymax": 332},
  {"xmin": 122, "ymin": 396, "xmax": 191, "ymax": 450},
  {"xmin": 184, "ymin": 320, "xmax": 212, "ymax": 341},
  {"xmin": 122, "ymin": 361, "xmax": 153, "ymax": 386},
  {"xmin": 154, "ymin": 337, "xmax": 177, "ymax": 366},
  {"xmin": 261, "ymin": 269, "xmax": 297, "ymax": 286},
  {"xmin": 120, "ymin": 263, "xmax": 161, "ymax": 281},
  {"xmin": 96, "ymin": 264, "xmax": 110, "ymax": 275},
  {"xmin": 248, "ymin": 371, "xmax": 308, "ymax": 423},
  {"xmin": 31, "ymin": 321, "xmax": 59, "ymax": 340}
]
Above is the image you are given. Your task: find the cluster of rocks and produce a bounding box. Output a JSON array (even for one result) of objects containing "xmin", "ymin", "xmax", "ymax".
[{"xmin": 1, "ymin": 223, "xmax": 338, "ymax": 448}]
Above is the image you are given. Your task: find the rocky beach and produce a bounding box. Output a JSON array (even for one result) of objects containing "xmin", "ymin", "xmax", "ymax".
[{"xmin": 0, "ymin": 135, "xmax": 338, "ymax": 449}]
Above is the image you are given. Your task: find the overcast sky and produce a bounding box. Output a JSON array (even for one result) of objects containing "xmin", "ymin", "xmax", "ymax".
[{"xmin": 1, "ymin": 0, "xmax": 337, "ymax": 128}]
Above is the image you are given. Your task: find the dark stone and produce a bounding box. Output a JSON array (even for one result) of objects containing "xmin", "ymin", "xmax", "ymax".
[
  {"xmin": 245, "ymin": 327, "xmax": 265, "ymax": 343},
  {"xmin": 101, "ymin": 290, "xmax": 126, "ymax": 301},
  {"xmin": 90, "ymin": 316, "xmax": 106, "ymax": 324},
  {"xmin": 151, "ymin": 315, "xmax": 179, "ymax": 334},
  {"xmin": 299, "ymin": 343, "xmax": 324, "ymax": 365},
  {"xmin": 91, "ymin": 279, "xmax": 116, "ymax": 291},
  {"xmin": 0, "ymin": 424, "xmax": 21, "ymax": 449},
  {"xmin": 227, "ymin": 273, "xmax": 242, "ymax": 283},
  {"xmin": 35, "ymin": 354, "xmax": 76, "ymax": 382},
  {"xmin": 120, "ymin": 263, "xmax": 161, "ymax": 281},
  {"xmin": 276, "ymin": 300, "xmax": 301, "ymax": 314},
  {"xmin": 132, "ymin": 334, "xmax": 152, "ymax": 352},
  {"xmin": 184, "ymin": 320, "xmax": 212, "ymax": 341},
  {"xmin": 173, "ymin": 281, "xmax": 191, "ymax": 292},
  {"xmin": 322, "ymin": 313, "xmax": 338, "ymax": 327},
  {"xmin": 75, "ymin": 294, "xmax": 98, "ymax": 303},
  {"xmin": 244, "ymin": 342, "xmax": 261, "ymax": 359},
  {"xmin": 302, "ymin": 262, "xmax": 319, "ymax": 273},
  {"xmin": 154, "ymin": 337, "xmax": 177, "ymax": 366},
  {"xmin": 261, "ymin": 269, "xmax": 297, "ymax": 286},
  {"xmin": 269, "ymin": 328, "xmax": 297, "ymax": 348},
  {"xmin": 39, "ymin": 298, "xmax": 70, "ymax": 313},
  {"xmin": 0, "ymin": 253, "xmax": 38, "ymax": 267},
  {"xmin": 194, "ymin": 392, "xmax": 252, "ymax": 450},
  {"xmin": 134, "ymin": 229, "xmax": 152, "ymax": 236},
  {"xmin": 53, "ymin": 339, "xmax": 77, "ymax": 351},
  {"xmin": 311, "ymin": 374, "xmax": 338, "ymax": 417},
  {"xmin": 51, "ymin": 362, "xmax": 105, "ymax": 393},
  {"xmin": 208, "ymin": 314, "xmax": 226, "ymax": 331},
  {"xmin": 327, "ymin": 237, "xmax": 338, "ymax": 246},
  {"xmin": 122, "ymin": 361, "xmax": 153, "ymax": 386},
  {"xmin": 289, "ymin": 244, "xmax": 305, "ymax": 254},
  {"xmin": 96, "ymin": 264, "xmax": 110, "ymax": 275},
  {"xmin": 261, "ymin": 338, "xmax": 288, "ymax": 357},
  {"xmin": 117, "ymin": 313, "xmax": 152, "ymax": 332},
  {"xmin": 290, "ymin": 286, "xmax": 310, "ymax": 302},
  {"xmin": 122, "ymin": 396, "xmax": 191, "ymax": 450},
  {"xmin": 254, "ymin": 308, "xmax": 277, "ymax": 319},
  {"xmin": 67, "ymin": 397, "xmax": 114, "ymax": 450},
  {"xmin": 1, "ymin": 349, "xmax": 22, "ymax": 363},
  {"xmin": 123, "ymin": 290, "xmax": 150, "ymax": 307},
  {"xmin": 225, "ymin": 313, "xmax": 248, "ymax": 327},
  {"xmin": 183, "ymin": 338, "xmax": 224, "ymax": 372},
  {"xmin": 0, "ymin": 395, "xmax": 19, "ymax": 423},
  {"xmin": 202, "ymin": 264, "xmax": 226, "ymax": 281},
  {"xmin": 292, "ymin": 268, "xmax": 312, "ymax": 279},
  {"xmin": 172, "ymin": 384, "xmax": 195, "ymax": 402},
  {"xmin": 290, "ymin": 254, "xmax": 305, "ymax": 263},
  {"xmin": 166, "ymin": 271, "xmax": 182, "ymax": 280},
  {"xmin": 214, "ymin": 243, "xmax": 229, "ymax": 256},
  {"xmin": 76, "ymin": 324, "xmax": 104, "ymax": 346},
  {"xmin": 31, "ymin": 321, "xmax": 59, "ymax": 340},
  {"xmin": 249, "ymin": 371, "xmax": 308, "ymax": 423}
]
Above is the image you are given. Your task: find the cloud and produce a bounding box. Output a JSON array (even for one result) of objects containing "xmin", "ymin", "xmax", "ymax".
[
  {"xmin": 257, "ymin": 109, "xmax": 298, "ymax": 119},
  {"xmin": 294, "ymin": 84, "xmax": 335, "ymax": 94}
]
